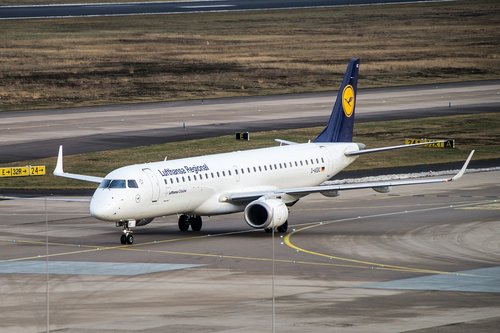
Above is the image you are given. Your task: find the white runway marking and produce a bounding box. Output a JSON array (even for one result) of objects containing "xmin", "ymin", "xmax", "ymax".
[
  {"xmin": 0, "ymin": 260, "xmax": 203, "ymax": 275},
  {"xmin": 363, "ymin": 266, "xmax": 500, "ymax": 293}
]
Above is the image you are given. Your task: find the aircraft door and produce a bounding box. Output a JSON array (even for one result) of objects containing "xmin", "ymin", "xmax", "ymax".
[
  {"xmin": 319, "ymin": 146, "xmax": 333, "ymax": 178},
  {"xmin": 142, "ymin": 168, "xmax": 161, "ymax": 203}
]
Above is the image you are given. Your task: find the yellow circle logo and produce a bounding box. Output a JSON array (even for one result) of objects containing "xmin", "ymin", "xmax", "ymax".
[{"xmin": 342, "ymin": 85, "xmax": 355, "ymax": 117}]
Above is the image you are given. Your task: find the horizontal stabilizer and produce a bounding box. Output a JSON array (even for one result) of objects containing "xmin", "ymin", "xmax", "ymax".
[
  {"xmin": 275, "ymin": 139, "xmax": 299, "ymax": 145},
  {"xmin": 344, "ymin": 140, "xmax": 446, "ymax": 156}
]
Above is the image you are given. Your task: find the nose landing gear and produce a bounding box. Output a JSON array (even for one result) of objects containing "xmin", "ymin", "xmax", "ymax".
[{"xmin": 117, "ymin": 221, "xmax": 135, "ymax": 245}]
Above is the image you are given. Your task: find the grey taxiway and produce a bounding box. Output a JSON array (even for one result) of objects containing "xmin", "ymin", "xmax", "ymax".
[
  {"xmin": 0, "ymin": 170, "xmax": 499, "ymax": 332},
  {"xmin": 0, "ymin": 0, "xmax": 444, "ymax": 20},
  {"xmin": 1, "ymin": 80, "xmax": 499, "ymax": 163}
]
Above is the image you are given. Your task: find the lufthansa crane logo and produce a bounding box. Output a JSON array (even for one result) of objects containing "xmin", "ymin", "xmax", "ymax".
[{"xmin": 342, "ymin": 85, "xmax": 355, "ymax": 117}]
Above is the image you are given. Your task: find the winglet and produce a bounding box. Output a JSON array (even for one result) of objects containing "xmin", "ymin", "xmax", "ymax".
[
  {"xmin": 451, "ymin": 150, "xmax": 474, "ymax": 181},
  {"xmin": 54, "ymin": 145, "xmax": 64, "ymax": 176},
  {"xmin": 52, "ymin": 145, "xmax": 104, "ymax": 184}
]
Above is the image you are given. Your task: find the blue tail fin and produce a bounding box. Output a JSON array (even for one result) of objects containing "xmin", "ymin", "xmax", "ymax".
[{"xmin": 314, "ymin": 58, "xmax": 359, "ymax": 143}]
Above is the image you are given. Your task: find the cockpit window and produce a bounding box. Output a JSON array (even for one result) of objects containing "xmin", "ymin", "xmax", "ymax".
[
  {"xmin": 109, "ymin": 179, "xmax": 126, "ymax": 188},
  {"xmin": 99, "ymin": 179, "xmax": 112, "ymax": 189},
  {"xmin": 99, "ymin": 179, "xmax": 138, "ymax": 189}
]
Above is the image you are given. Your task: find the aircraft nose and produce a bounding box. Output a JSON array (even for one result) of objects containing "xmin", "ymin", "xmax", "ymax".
[{"xmin": 90, "ymin": 191, "xmax": 118, "ymax": 221}]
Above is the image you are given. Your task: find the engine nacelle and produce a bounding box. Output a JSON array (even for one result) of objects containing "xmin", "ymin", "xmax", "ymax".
[{"xmin": 244, "ymin": 198, "xmax": 288, "ymax": 229}]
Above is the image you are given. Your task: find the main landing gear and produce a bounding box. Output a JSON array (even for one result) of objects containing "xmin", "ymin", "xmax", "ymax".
[
  {"xmin": 178, "ymin": 214, "xmax": 203, "ymax": 232},
  {"xmin": 264, "ymin": 221, "xmax": 288, "ymax": 234},
  {"xmin": 117, "ymin": 221, "xmax": 134, "ymax": 245}
]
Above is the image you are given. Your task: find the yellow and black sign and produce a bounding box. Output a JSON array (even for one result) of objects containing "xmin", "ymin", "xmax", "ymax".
[
  {"xmin": 342, "ymin": 84, "xmax": 355, "ymax": 117},
  {"xmin": 10, "ymin": 166, "xmax": 29, "ymax": 177},
  {"xmin": 404, "ymin": 138, "xmax": 455, "ymax": 149},
  {"xmin": 0, "ymin": 165, "xmax": 46, "ymax": 177},
  {"xmin": 30, "ymin": 165, "xmax": 46, "ymax": 176},
  {"xmin": 0, "ymin": 167, "xmax": 12, "ymax": 177}
]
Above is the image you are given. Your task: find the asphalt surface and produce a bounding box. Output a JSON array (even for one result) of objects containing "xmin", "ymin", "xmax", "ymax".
[
  {"xmin": 1, "ymin": 170, "xmax": 499, "ymax": 332},
  {"xmin": 1, "ymin": 80, "xmax": 499, "ymax": 163},
  {"xmin": 0, "ymin": 0, "xmax": 442, "ymax": 19}
]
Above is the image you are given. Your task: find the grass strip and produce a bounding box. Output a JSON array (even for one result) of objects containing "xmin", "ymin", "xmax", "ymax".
[{"xmin": 1, "ymin": 113, "xmax": 498, "ymax": 190}]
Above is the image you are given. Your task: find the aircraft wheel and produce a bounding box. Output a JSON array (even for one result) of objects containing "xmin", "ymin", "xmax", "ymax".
[
  {"xmin": 178, "ymin": 214, "xmax": 190, "ymax": 231},
  {"xmin": 190, "ymin": 216, "xmax": 203, "ymax": 232},
  {"xmin": 120, "ymin": 234, "xmax": 127, "ymax": 245},
  {"xmin": 277, "ymin": 221, "xmax": 288, "ymax": 234},
  {"xmin": 126, "ymin": 234, "xmax": 134, "ymax": 245}
]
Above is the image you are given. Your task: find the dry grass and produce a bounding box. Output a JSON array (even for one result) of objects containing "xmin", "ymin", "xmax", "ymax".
[{"xmin": 0, "ymin": 0, "xmax": 499, "ymax": 110}]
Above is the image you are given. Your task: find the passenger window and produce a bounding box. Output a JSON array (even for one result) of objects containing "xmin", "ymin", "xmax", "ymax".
[
  {"xmin": 222, "ymin": 171, "xmax": 226, "ymax": 177},
  {"xmin": 188, "ymin": 176, "xmax": 191, "ymax": 181}
]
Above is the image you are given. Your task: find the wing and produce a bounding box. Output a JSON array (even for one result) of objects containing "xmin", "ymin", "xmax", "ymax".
[
  {"xmin": 53, "ymin": 145, "xmax": 103, "ymax": 184},
  {"xmin": 225, "ymin": 150, "xmax": 474, "ymax": 203}
]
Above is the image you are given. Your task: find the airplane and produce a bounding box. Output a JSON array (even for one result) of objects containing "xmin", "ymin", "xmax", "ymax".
[{"xmin": 54, "ymin": 58, "xmax": 475, "ymax": 245}]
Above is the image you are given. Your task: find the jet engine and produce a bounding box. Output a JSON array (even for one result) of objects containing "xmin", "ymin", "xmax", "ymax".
[{"xmin": 244, "ymin": 198, "xmax": 288, "ymax": 229}]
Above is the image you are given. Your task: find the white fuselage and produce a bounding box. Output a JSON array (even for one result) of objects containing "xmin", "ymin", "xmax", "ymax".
[{"xmin": 89, "ymin": 142, "xmax": 359, "ymax": 222}]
